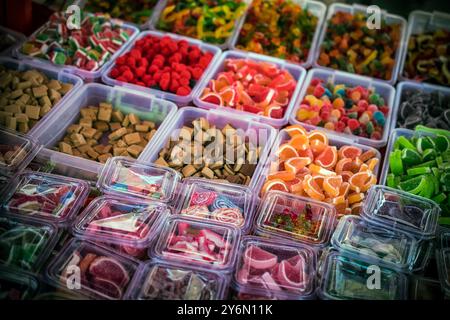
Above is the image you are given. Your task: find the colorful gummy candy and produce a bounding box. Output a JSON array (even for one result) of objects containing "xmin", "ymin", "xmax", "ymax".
[
  {"xmin": 386, "ymin": 128, "xmax": 450, "ymax": 221},
  {"xmin": 236, "ymin": 244, "xmax": 310, "ymax": 297},
  {"xmin": 159, "ymin": 219, "xmax": 234, "ymax": 267},
  {"xmin": 21, "ymin": 12, "xmax": 134, "ymax": 72},
  {"xmin": 83, "ymin": 0, "xmax": 159, "ymax": 25},
  {"xmin": 295, "ymin": 78, "xmax": 388, "ymax": 140},
  {"xmin": 156, "ymin": 0, "xmax": 247, "ymax": 45},
  {"xmin": 403, "ymin": 29, "xmax": 450, "ymax": 87},
  {"xmin": 181, "ymin": 189, "xmax": 245, "ymax": 227},
  {"xmin": 138, "ymin": 265, "xmax": 220, "ymax": 300},
  {"xmin": 318, "ymin": 11, "xmax": 402, "ymax": 81},
  {"xmin": 261, "ymin": 125, "xmax": 379, "ymax": 216},
  {"xmin": 235, "ymin": 0, "xmax": 318, "ymax": 64},
  {"xmin": 200, "ymin": 59, "xmax": 297, "ymax": 118},
  {"xmin": 109, "ymin": 34, "xmax": 214, "ymax": 96},
  {"xmin": 0, "ymin": 217, "xmax": 53, "ymax": 271},
  {"xmin": 4, "ymin": 172, "xmax": 89, "ymax": 222},
  {"xmin": 59, "ymin": 246, "xmax": 133, "ymax": 299},
  {"xmin": 397, "ymin": 88, "xmax": 450, "ymax": 130}
]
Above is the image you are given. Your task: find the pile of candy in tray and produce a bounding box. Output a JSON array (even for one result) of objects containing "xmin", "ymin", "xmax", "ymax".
[{"xmin": 0, "ymin": 0, "xmax": 449, "ymax": 301}]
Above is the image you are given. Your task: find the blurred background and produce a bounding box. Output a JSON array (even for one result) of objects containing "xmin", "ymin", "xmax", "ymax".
[{"xmin": 1, "ymin": 0, "xmax": 450, "ymax": 35}]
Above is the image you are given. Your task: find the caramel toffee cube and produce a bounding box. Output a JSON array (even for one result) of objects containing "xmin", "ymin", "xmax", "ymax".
[
  {"xmin": 116, "ymin": 139, "xmax": 127, "ymax": 148},
  {"xmin": 4, "ymin": 104, "xmax": 21, "ymax": 114},
  {"xmin": 47, "ymin": 79, "xmax": 62, "ymax": 91},
  {"xmin": 59, "ymin": 142, "xmax": 73, "ymax": 155},
  {"xmin": 113, "ymin": 147, "xmax": 127, "ymax": 156},
  {"xmin": 98, "ymin": 153, "xmax": 112, "ymax": 163},
  {"xmin": 67, "ymin": 124, "xmax": 82, "ymax": 134},
  {"xmin": 18, "ymin": 122, "xmax": 29, "ymax": 133},
  {"xmin": 109, "ymin": 122, "xmax": 122, "ymax": 132},
  {"xmin": 142, "ymin": 121, "xmax": 155, "ymax": 129},
  {"xmin": 112, "ymin": 110, "xmax": 124, "ymax": 122},
  {"xmin": 25, "ymin": 105, "xmax": 40, "ymax": 120},
  {"xmin": 81, "ymin": 127, "xmax": 97, "ymax": 139},
  {"xmin": 93, "ymin": 131, "xmax": 103, "ymax": 140},
  {"xmin": 182, "ymin": 165, "xmax": 197, "ymax": 177},
  {"xmin": 77, "ymin": 144, "xmax": 90, "ymax": 154},
  {"xmin": 80, "ymin": 108, "xmax": 97, "ymax": 119},
  {"xmin": 201, "ymin": 167, "xmax": 215, "ymax": 179},
  {"xmin": 155, "ymin": 157, "xmax": 169, "ymax": 167},
  {"xmin": 108, "ymin": 127, "xmax": 127, "ymax": 141},
  {"xmin": 48, "ymin": 89, "xmax": 61, "ymax": 102},
  {"xmin": 70, "ymin": 133, "xmax": 86, "ymax": 147},
  {"xmin": 10, "ymin": 89, "xmax": 24, "ymax": 99},
  {"xmin": 5, "ymin": 116, "xmax": 16, "ymax": 130},
  {"xmin": 94, "ymin": 121, "xmax": 109, "ymax": 132},
  {"xmin": 79, "ymin": 117, "xmax": 93, "ymax": 128},
  {"xmin": 122, "ymin": 115, "xmax": 130, "ymax": 127},
  {"xmin": 14, "ymin": 113, "xmax": 28, "ymax": 123},
  {"xmin": 87, "ymin": 147, "xmax": 99, "ymax": 159},
  {"xmin": 135, "ymin": 124, "xmax": 149, "ymax": 132},
  {"xmin": 98, "ymin": 105, "xmax": 112, "ymax": 122},
  {"xmin": 124, "ymin": 132, "xmax": 141, "ymax": 145},
  {"xmin": 59, "ymin": 83, "xmax": 73, "ymax": 95},
  {"xmin": 32, "ymin": 85, "xmax": 47, "ymax": 98},
  {"xmin": 128, "ymin": 113, "xmax": 140, "ymax": 125},
  {"xmin": 127, "ymin": 145, "xmax": 144, "ymax": 158}
]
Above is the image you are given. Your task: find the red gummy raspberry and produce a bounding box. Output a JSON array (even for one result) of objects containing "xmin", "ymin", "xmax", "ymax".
[
  {"xmin": 170, "ymin": 79, "xmax": 180, "ymax": 93},
  {"xmin": 110, "ymin": 68, "xmax": 120, "ymax": 78},
  {"xmin": 347, "ymin": 119, "xmax": 360, "ymax": 130},
  {"xmin": 176, "ymin": 86, "xmax": 191, "ymax": 96},
  {"xmin": 335, "ymin": 121, "xmax": 346, "ymax": 132},
  {"xmin": 191, "ymin": 67, "xmax": 203, "ymax": 80},
  {"xmin": 135, "ymin": 67, "xmax": 145, "ymax": 77},
  {"xmin": 129, "ymin": 49, "xmax": 141, "ymax": 59},
  {"xmin": 159, "ymin": 77, "xmax": 170, "ymax": 91},
  {"xmin": 126, "ymin": 57, "xmax": 136, "ymax": 68},
  {"xmin": 122, "ymin": 70, "xmax": 134, "ymax": 82}
]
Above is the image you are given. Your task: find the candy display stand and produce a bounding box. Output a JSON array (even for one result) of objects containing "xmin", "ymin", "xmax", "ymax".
[
  {"xmin": 102, "ymin": 30, "xmax": 222, "ymax": 106},
  {"xmin": 288, "ymin": 68, "xmax": 396, "ymax": 148},
  {"xmin": 0, "ymin": 57, "xmax": 83, "ymax": 138},
  {"xmin": 228, "ymin": 0, "xmax": 326, "ymax": 69},
  {"xmin": 312, "ymin": 3, "xmax": 408, "ymax": 85},
  {"xmin": 32, "ymin": 83, "xmax": 178, "ymax": 175},
  {"xmin": 193, "ymin": 50, "xmax": 306, "ymax": 128}
]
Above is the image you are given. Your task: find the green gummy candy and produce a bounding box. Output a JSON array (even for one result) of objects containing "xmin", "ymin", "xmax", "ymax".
[
  {"xmin": 435, "ymin": 135, "xmax": 450, "ymax": 153},
  {"xmin": 401, "ymin": 148, "xmax": 422, "ymax": 166},
  {"xmin": 407, "ymin": 166, "xmax": 431, "ymax": 176},
  {"xmin": 397, "ymin": 136, "xmax": 416, "ymax": 151},
  {"xmin": 399, "ymin": 176, "xmax": 427, "ymax": 195},
  {"xmin": 389, "ymin": 150, "xmax": 403, "ymax": 176}
]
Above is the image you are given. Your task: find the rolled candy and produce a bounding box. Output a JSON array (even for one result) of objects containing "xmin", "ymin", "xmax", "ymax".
[
  {"xmin": 209, "ymin": 195, "xmax": 241, "ymax": 211},
  {"xmin": 190, "ymin": 191, "xmax": 217, "ymax": 206},
  {"xmin": 211, "ymin": 208, "xmax": 244, "ymax": 226},
  {"xmin": 181, "ymin": 205, "xmax": 210, "ymax": 218}
]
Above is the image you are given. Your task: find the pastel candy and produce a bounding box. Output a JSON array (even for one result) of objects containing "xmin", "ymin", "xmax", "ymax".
[{"xmin": 190, "ymin": 191, "xmax": 217, "ymax": 206}]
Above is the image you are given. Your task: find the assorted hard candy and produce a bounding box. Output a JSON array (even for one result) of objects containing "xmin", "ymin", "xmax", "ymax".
[
  {"xmin": 397, "ymin": 89, "xmax": 450, "ymax": 130},
  {"xmin": 235, "ymin": 0, "xmax": 318, "ymax": 64},
  {"xmin": 21, "ymin": 12, "xmax": 134, "ymax": 72},
  {"xmin": 156, "ymin": 0, "xmax": 247, "ymax": 45},
  {"xmin": 296, "ymin": 78, "xmax": 388, "ymax": 140},
  {"xmin": 108, "ymin": 34, "xmax": 214, "ymax": 96},
  {"xmin": 318, "ymin": 11, "xmax": 402, "ymax": 81},
  {"xmin": 403, "ymin": 29, "xmax": 450, "ymax": 87},
  {"xmin": 200, "ymin": 58, "xmax": 297, "ymax": 119}
]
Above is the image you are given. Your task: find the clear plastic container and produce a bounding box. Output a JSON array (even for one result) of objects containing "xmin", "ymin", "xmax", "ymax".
[
  {"xmin": 228, "ymin": 0, "xmax": 326, "ymax": 69},
  {"xmin": 147, "ymin": 0, "xmax": 252, "ymax": 50},
  {"xmin": 97, "ymin": 156, "xmax": 181, "ymax": 203},
  {"xmin": 391, "ymin": 81, "xmax": 450, "ymax": 130},
  {"xmin": 317, "ymin": 250, "xmax": 408, "ymax": 300},
  {"xmin": 0, "ymin": 214, "xmax": 59, "ymax": 272},
  {"xmin": 140, "ymin": 107, "xmax": 277, "ymax": 191},
  {"xmin": 2, "ymin": 171, "xmax": 90, "ymax": 226},
  {"xmin": 436, "ymin": 229, "xmax": 450, "ymax": 296},
  {"xmin": 232, "ymin": 236, "xmax": 316, "ymax": 300},
  {"xmin": 254, "ymin": 128, "xmax": 382, "ymax": 200},
  {"xmin": 229, "ymin": 282, "xmax": 282, "ymax": 300},
  {"xmin": 0, "ymin": 57, "xmax": 83, "ymax": 138},
  {"xmin": 331, "ymin": 215, "xmax": 425, "ymax": 272},
  {"xmin": 175, "ymin": 177, "xmax": 255, "ymax": 232},
  {"xmin": 0, "ymin": 266, "xmax": 39, "ymax": 300},
  {"xmin": 0, "ymin": 126, "xmax": 42, "ymax": 177},
  {"xmin": 45, "ymin": 239, "xmax": 140, "ymax": 300},
  {"xmin": 15, "ymin": 14, "xmax": 139, "ymax": 82},
  {"xmin": 397, "ymin": 10, "xmax": 450, "ymax": 85},
  {"xmin": 193, "ymin": 50, "xmax": 307, "ymax": 128},
  {"xmin": 288, "ymin": 68, "xmax": 396, "ymax": 148},
  {"xmin": 408, "ymin": 275, "xmax": 443, "ymax": 300},
  {"xmin": 151, "ymin": 216, "xmax": 241, "ymax": 272},
  {"xmin": 127, "ymin": 260, "xmax": 229, "ymax": 300},
  {"xmin": 73, "ymin": 0, "xmax": 160, "ymax": 29},
  {"xmin": 102, "ymin": 30, "xmax": 222, "ymax": 106},
  {"xmin": 255, "ymin": 191, "xmax": 336, "ymax": 248},
  {"xmin": 0, "ymin": 26, "xmax": 26, "ymax": 57},
  {"xmin": 72, "ymin": 195, "xmax": 170, "ymax": 249},
  {"xmin": 312, "ymin": 3, "xmax": 407, "ymax": 85},
  {"xmin": 362, "ymin": 185, "xmax": 441, "ymax": 239},
  {"xmin": 32, "ymin": 83, "xmax": 178, "ymax": 175}
]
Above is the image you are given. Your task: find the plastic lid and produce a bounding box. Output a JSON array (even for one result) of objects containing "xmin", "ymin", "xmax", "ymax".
[
  {"xmin": 318, "ymin": 250, "xmax": 408, "ymax": 300},
  {"xmin": 408, "ymin": 276, "xmax": 443, "ymax": 300},
  {"xmin": 0, "ymin": 214, "xmax": 58, "ymax": 272},
  {"xmin": 362, "ymin": 185, "xmax": 441, "ymax": 238},
  {"xmin": 130, "ymin": 261, "xmax": 228, "ymax": 300},
  {"xmin": 72, "ymin": 196, "xmax": 170, "ymax": 248},
  {"xmin": 0, "ymin": 127, "xmax": 41, "ymax": 177},
  {"xmin": 97, "ymin": 156, "xmax": 180, "ymax": 203},
  {"xmin": 153, "ymin": 216, "xmax": 241, "ymax": 271},
  {"xmin": 255, "ymin": 191, "xmax": 336, "ymax": 247},
  {"xmin": 332, "ymin": 215, "xmax": 420, "ymax": 271},
  {"xmin": 45, "ymin": 239, "xmax": 139, "ymax": 300},
  {"xmin": 175, "ymin": 178, "xmax": 254, "ymax": 230},
  {"xmin": 3, "ymin": 171, "xmax": 90, "ymax": 225},
  {"xmin": 233, "ymin": 236, "xmax": 316, "ymax": 299},
  {"xmin": 0, "ymin": 266, "xmax": 39, "ymax": 300}
]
